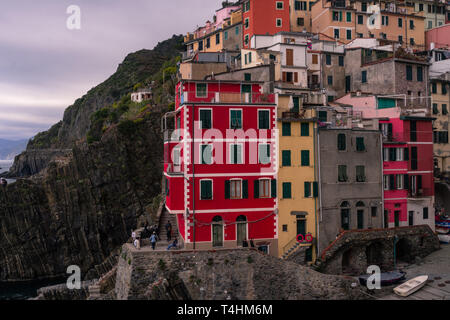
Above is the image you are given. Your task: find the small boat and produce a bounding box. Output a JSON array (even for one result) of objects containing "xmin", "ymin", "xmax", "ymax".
[
  {"xmin": 394, "ymin": 275, "xmax": 428, "ymax": 297},
  {"xmin": 436, "ymin": 227, "xmax": 450, "ymax": 234},
  {"xmin": 438, "ymin": 234, "xmax": 450, "ymax": 244},
  {"xmin": 359, "ymin": 271, "xmax": 406, "ymax": 286}
]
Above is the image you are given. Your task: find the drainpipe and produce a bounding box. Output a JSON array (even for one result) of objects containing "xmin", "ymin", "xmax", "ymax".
[
  {"xmin": 380, "ymin": 131, "xmax": 385, "ymax": 228},
  {"xmin": 313, "ymin": 121, "xmax": 319, "ymax": 259},
  {"xmin": 317, "ymin": 127, "xmax": 323, "ymax": 256},
  {"xmin": 192, "ymin": 103, "xmax": 196, "ymax": 250}
]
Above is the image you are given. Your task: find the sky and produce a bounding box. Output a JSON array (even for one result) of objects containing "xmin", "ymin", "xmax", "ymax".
[{"xmin": 0, "ymin": 0, "xmax": 222, "ymax": 140}]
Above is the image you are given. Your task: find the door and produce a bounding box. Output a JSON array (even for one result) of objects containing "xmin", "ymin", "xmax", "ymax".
[
  {"xmin": 394, "ymin": 211, "xmax": 400, "ymax": 227},
  {"xmin": 236, "ymin": 216, "xmax": 247, "ymax": 246},
  {"xmin": 297, "ymin": 218, "xmax": 306, "ymax": 237},
  {"xmin": 345, "ymin": 76, "xmax": 351, "ymax": 93},
  {"xmin": 384, "ymin": 210, "xmax": 389, "ymax": 228},
  {"xmin": 408, "ymin": 211, "xmax": 414, "ymax": 226},
  {"xmin": 286, "ymin": 49, "xmax": 294, "ymax": 66},
  {"xmin": 357, "ymin": 210, "xmax": 364, "ymax": 229},
  {"xmin": 212, "ymin": 216, "xmax": 223, "ymax": 247},
  {"xmin": 341, "ymin": 209, "xmax": 350, "ymax": 230},
  {"xmin": 242, "ymin": 84, "xmax": 252, "ymax": 103}
]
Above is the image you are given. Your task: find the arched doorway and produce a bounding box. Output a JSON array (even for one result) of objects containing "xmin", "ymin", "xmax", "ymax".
[
  {"xmin": 396, "ymin": 238, "xmax": 411, "ymax": 263},
  {"xmin": 366, "ymin": 242, "xmax": 383, "ymax": 266},
  {"xmin": 212, "ymin": 216, "xmax": 223, "ymax": 247},
  {"xmin": 342, "ymin": 248, "xmax": 354, "ymax": 273},
  {"xmin": 236, "ymin": 215, "xmax": 247, "ymax": 246}
]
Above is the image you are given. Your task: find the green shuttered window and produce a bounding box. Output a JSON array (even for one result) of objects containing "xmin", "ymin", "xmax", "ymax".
[
  {"xmin": 301, "ymin": 123, "xmax": 309, "ymax": 136},
  {"xmin": 282, "ymin": 182, "xmax": 292, "ymax": 199},
  {"xmin": 200, "ymin": 180, "xmax": 213, "ymax": 200},
  {"xmin": 282, "ymin": 150, "xmax": 291, "ymax": 166},
  {"xmin": 301, "ymin": 150, "xmax": 310, "ymax": 166}
]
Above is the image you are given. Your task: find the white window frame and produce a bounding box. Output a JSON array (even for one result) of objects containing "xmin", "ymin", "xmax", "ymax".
[
  {"xmin": 276, "ymin": 18, "xmax": 282, "ymax": 27},
  {"xmin": 276, "ymin": 1, "xmax": 284, "ymax": 10},
  {"xmin": 195, "ymin": 83, "xmax": 208, "ymax": 98},
  {"xmin": 396, "ymin": 148, "xmax": 403, "ymax": 161},
  {"xmin": 258, "ymin": 143, "xmax": 271, "ymax": 164},
  {"xmin": 198, "ymin": 108, "xmax": 213, "ymax": 129},
  {"xmin": 396, "ymin": 174, "xmax": 404, "ymax": 190},
  {"xmin": 200, "ymin": 144, "xmax": 213, "ymax": 165},
  {"xmin": 230, "ymin": 108, "xmax": 243, "ymax": 129},
  {"xmin": 229, "ymin": 143, "xmax": 244, "ymax": 164},
  {"xmin": 259, "ymin": 178, "xmax": 271, "ymax": 198},
  {"xmin": 200, "ymin": 179, "xmax": 213, "ymax": 200},
  {"xmin": 383, "ymin": 175, "xmax": 389, "ymax": 191},
  {"xmin": 173, "ymin": 147, "xmax": 181, "ymax": 166},
  {"xmin": 230, "ymin": 178, "xmax": 243, "ymax": 199},
  {"xmin": 257, "ymin": 109, "xmax": 271, "ymax": 130}
]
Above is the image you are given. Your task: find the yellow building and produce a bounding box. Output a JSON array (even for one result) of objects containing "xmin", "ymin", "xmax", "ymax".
[
  {"xmin": 289, "ymin": 0, "xmax": 316, "ymax": 32},
  {"xmin": 277, "ymin": 93, "xmax": 319, "ymax": 263},
  {"xmin": 431, "ymin": 73, "xmax": 450, "ymax": 178}
]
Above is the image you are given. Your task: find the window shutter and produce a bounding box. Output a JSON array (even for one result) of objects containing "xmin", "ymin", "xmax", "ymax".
[
  {"xmin": 271, "ymin": 179, "xmax": 277, "ymax": 198},
  {"xmin": 294, "ymin": 72, "xmax": 298, "ymax": 83},
  {"xmin": 225, "ymin": 180, "xmax": 230, "ymax": 199},
  {"xmin": 313, "ymin": 182, "xmax": 319, "ymax": 197},
  {"xmin": 404, "ymin": 148, "xmax": 409, "ymax": 160},
  {"xmin": 304, "ymin": 182, "xmax": 311, "ymax": 198},
  {"xmin": 389, "ymin": 148, "xmax": 396, "ymax": 161},
  {"xmin": 254, "ymin": 180, "xmax": 260, "ymax": 199},
  {"xmin": 338, "ymin": 134, "xmax": 346, "ymax": 150},
  {"xmin": 417, "ymin": 175, "xmax": 422, "ymax": 189},
  {"xmin": 389, "ymin": 175, "xmax": 395, "ymax": 190},
  {"xmin": 301, "ymin": 150, "xmax": 310, "ymax": 166},
  {"xmin": 301, "ymin": 123, "xmax": 309, "ymax": 136},
  {"xmin": 242, "ymin": 180, "xmax": 248, "ymax": 199},
  {"xmin": 282, "ymin": 72, "xmax": 287, "ymax": 82},
  {"xmin": 356, "ymin": 137, "xmax": 365, "ymax": 151},
  {"xmin": 388, "ymin": 123, "xmax": 393, "ymax": 138},
  {"xmin": 404, "ymin": 174, "xmax": 409, "ymax": 190}
]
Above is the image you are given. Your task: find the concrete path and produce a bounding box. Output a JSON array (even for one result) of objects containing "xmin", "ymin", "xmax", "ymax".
[{"xmin": 379, "ymin": 244, "xmax": 450, "ymax": 300}]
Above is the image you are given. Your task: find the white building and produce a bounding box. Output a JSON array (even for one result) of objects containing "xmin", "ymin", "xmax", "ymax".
[{"xmin": 131, "ymin": 88, "xmax": 153, "ymax": 103}]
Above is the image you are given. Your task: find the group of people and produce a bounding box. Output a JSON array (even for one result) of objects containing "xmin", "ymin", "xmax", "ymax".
[
  {"xmin": 131, "ymin": 220, "xmax": 178, "ymax": 251},
  {"xmin": 0, "ymin": 178, "xmax": 7, "ymax": 188}
]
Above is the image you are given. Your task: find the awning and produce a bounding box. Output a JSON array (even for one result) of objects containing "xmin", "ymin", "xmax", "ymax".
[{"xmin": 291, "ymin": 211, "xmax": 308, "ymax": 216}]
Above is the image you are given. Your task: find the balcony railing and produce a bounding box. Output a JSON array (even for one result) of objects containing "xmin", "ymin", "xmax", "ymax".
[
  {"xmin": 381, "ymin": 132, "xmax": 407, "ymax": 143},
  {"xmin": 164, "ymin": 129, "xmax": 181, "ymax": 142},
  {"xmin": 408, "ymin": 188, "xmax": 432, "ymax": 198},
  {"xmin": 165, "ymin": 163, "xmax": 183, "ymax": 176},
  {"xmin": 180, "ymin": 91, "xmax": 275, "ymax": 105}
]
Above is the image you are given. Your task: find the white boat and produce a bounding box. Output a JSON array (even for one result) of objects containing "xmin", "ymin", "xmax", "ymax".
[
  {"xmin": 393, "ymin": 275, "xmax": 428, "ymax": 297},
  {"xmin": 436, "ymin": 227, "xmax": 450, "ymax": 235},
  {"xmin": 438, "ymin": 234, "xmax": 450, "ymax": 244}
]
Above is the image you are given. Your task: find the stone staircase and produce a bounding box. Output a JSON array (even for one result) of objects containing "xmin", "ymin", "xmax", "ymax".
[
  {"xmin": 158, "ymin": 207, "xmax": 179, "ymax": 242},
  {"xmin": 282, "ymin": 241, "xmax": 301, "ymax": 260},
  {"xmin": 87, "ymin": 284, "xmax": 101, "ymax": 300}
]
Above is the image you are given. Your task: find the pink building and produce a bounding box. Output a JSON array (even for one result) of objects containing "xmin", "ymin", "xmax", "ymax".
[{"xmin": 426, "ymin": 24, "xmax": 450, "ymax": 50}]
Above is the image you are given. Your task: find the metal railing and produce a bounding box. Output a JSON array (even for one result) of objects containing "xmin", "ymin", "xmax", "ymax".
[
  {"xmin": 180, "ymin": 91, "xmax": 275, "ymax": 105},
  {"xmin": 164, "ymin": 129, "xmax": 181, "ymax": 142},
  {"xmin": 408, "ymin": 187, "xmax": 432, "ymax": 198}
]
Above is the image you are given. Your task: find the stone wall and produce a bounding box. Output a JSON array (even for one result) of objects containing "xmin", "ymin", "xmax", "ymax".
[
  {"xmin": 33, "ymin": 280, "xmax": 96, "ymax": 300},
  {"xmin": 316, "ymin": 225, "xmax": 440, "ymax": 275},
  {"xmin": 115, "ymin": 244, "xmax": 368, "ymax": 300}
]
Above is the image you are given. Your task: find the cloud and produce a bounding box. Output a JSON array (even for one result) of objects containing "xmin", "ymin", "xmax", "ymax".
[{"xmin": 0, "ymin": 0, "xmax": 222, "ymax": 140}]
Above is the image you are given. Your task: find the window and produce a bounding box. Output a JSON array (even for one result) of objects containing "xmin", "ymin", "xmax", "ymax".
[
  {"xmin": 339, "ymin": 56, "xmax": 344, "ymax": 66},
  {"xmin": 297, "ymin": 17, "xmax": 304, "ymax": 26},
  {"xmin": 398, "ymin": 18, "xmax": 403, "ymax": 27},
  {"xmin": 443, "ymin": 84, "xmax": 448, "ymax": 95},
  {"xmin": 258, "ymin": 144, "xmax": 271, "ymax": 164},
  {"xmin": 396, "ymin": 148, "xmax": 404, "ymax": 161},
  {"xmin": 357, "ymin": 209, "xmax": 364, "ymax": 229},
  {"xmin": 396, "ymin": 174, "xmax": 404, "ymax": 189},
  {"xmin": 358, "ymin": 15, "xmax": 363, "ymax": 24},
  {"xmin": 230, "ymin": 180, "xmax": 243, "ymax": 199},
  {"xmin": 406, "ymin": 65, "xmax": 413, "ymax": 81},
  {"xmin": 419, "ymin": 3, "xmax": 423, "ymax": 11},
  {"xmin": 383, "ymin": 148, "xmax": 388, "ymax": 161},
  {"xmin": 199, "ymin": 109, "xmax": 211, "ymax": 129},
  {"xmin": 409, "ymin": 20, "xmax": 414, "ymax": 29},
  {"xmin": 301, "ymin": 150, "xmax": 310, "ymax": 166},
  {"xmin": 200, "ymin": 180, "xmax": 213, "ymax": 200},
  {"xmin": 216, "ymin": 33, "xmax": 220, "ymax": 45},
  {"xmin": 301, "ymin": 123, "xmax": 309, "ymax": 136},
  {"xmin": 334, "ymin": 28, "xmax": 340, "ymax": 39},
  {"xmin": 295, "ymin": 1, "xmax": 307, "ymax": 10},
  {"xmin": 235, "ymin": 26, "xmax": 240, "ymax": 35},
  {"xmin": 356, "ymin": 165, "xmax": 366, "ymax": 182},
  {"xmin": 371, "ymin": 207, "xmax": 377, "ymax": 218},
  {"xmin": 282, "ymin": 182, "xmax": 292, "ymax": 199},
  {"xmin": 206, "ymin": 37, "xmax": 211, "ymax": 48},
  {"xmin": 383, "ymin": 175, "xmax": 389, "ymax": 190},
  {"xmin": 230, "ymin": 144, "xmax": 243, "ymax": 164},
  {"xmin": 276, "ymin": 1, "xmax": 284, "ymax": 9},
  {"xmin": 332, "ymin": 11, "xmax": 339, "ymax": 21},
  {"xmin": 244, "ymin": 73, "xmax": 251, "ymax": 81},
  {"xmin": 443, "ymin": 104, "xmax": 448, "ymax": 115},
  {"xmin": 244, "ymin": 34, "xmax": 249, "ymax": 46},
  {"xmin": 173, "ymin": 148, "xmax": 180, "ymax": 166},
  {"xmin": 258, "ymin": 179, "xmax": 270, "ymax": 198},
  {"xmin": 304, "ymin": 181, "xmax": 311, "ymax": 198},
  {"xmin": 276, "ymin": 18, "xmax": 282, "ymax": 27},
  {"xmin": 346, "ymin": 12, "xmax": 352, "ymax": 22},
  {"xmin": 417, "ymin": 66, "xmax": 423, "ymax": 82},
  {"xmin": 224, "ymin": 31, "xmax": 228, "ymax": 40},
  {"xmin": 282, "ymin": 122, "xmax": 291, "ymax": 136},
  {"xmin": 432, "ymin": 82, "xmax": 437, "ymax": 94},
  {"xmin": 230, "ymin": 110, "xmax": 242, "ymax": 129},
  {"xmin": 196, "ymin": 83, "xmax": 207, "ymax": 97},
  {"xmin": 362, "ymin": 70, "xmax": 367, "ymax": 83},
  {"xmin": 201, "ymin": 144, "xmax": 213, "ymax": 164},
  {"xmin": 428, "ymin": 21, "xmax": 432, "ymax": 29},
  {"xmin": 282, "ymin": 150, "xmax": 291, "ymax": 166},
  {"xmin": 361, "ymin": 2, "xmax": 367, "ymax": 12},
  {"xmin": 244, "ymin": 18, "xmax": 249, "ymax": 29},
  {"xmin": 411, "ymin": 146, "xmax": 418, "ymax": 170},
  {"xmin": 244, "ymin": 1, "xmax": 250, "ymax": 12},
  {"xmin": 282, "ymin": 225, "xmax": 288, "ymax": 232},
  {"xmin": 341, "ymin": 205, "xmax": 350, "ymax": 230},
  {"xmin": 433, "ymin": 103, "xmax": 439, "ymax": 115},
  {"xmin": 293, "ymin": 97, "xmax": 299, "ymax": 112},
  {"xmin": 338, "ymin": 165, "xmax": 348, "ymax": 182},
  {"xmin": 326, "ymin": 54, "xmax": 331, "ymax": 65},
  {"xmin": 382, "ymin": 15, "xmax": 389, "ymax": 25},
  {"xmin": 258, "ymin": 110, "xmax": 270, "ymax": 129},
  {"xmin": 410, "ymin": 121, "xmax": 417, "ymax": 142},
  {"xmin": 327, "ymin": 75, "xmax": 333, "ymax": 85},
  {"xmin": 410, "ymin": 38, "xmax": 415, "ymax": 45},
  {"xmin": 356, "ymin": 137, "xmax": 365, "ymax": 151},
  {"xmin": 318, "ymin": 111, "xmax": 327, "ymax": 122},
  {"xmin": 423, "ymin": 207, "xmax": 429, "ymax": 219},
  {"xmin": 398, "ymin": 35, "xmax": 403, "ymax": 43},
  {"xmin": 312, "ymin": 54, "xmax": 318, "ymax": 64},
  {"xmin": 337, "ymin": 133, "xmax": 346, "ymax": 150},
  {"xmin": 198, "ymin": 40, "xmax": 203, "ymax": 51}
]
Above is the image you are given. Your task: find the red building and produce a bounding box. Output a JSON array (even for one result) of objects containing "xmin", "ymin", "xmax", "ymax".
[
  {"xmin": 162, "ymin": 80, "xmax": 279, "ymax": 255},
  {"xmin": 242, "ymin": 0, "xmax": 290, "ymax": 48},
  {"xmin": 381, "ymin": 116, "xmax": 435, "ymax": 230}
]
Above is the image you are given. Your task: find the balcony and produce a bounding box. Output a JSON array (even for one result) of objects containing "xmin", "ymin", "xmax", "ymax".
[
  {"xmin": 408, "ymin": 188, "xmax": 432, "ymax": 199},
  {"xmin": 180, "ymin": 91, "xmax": 275, "ymax": 105},
  {"xmin": 165, "ymin": 163, "xmax": 184, "ymax": 176},
  {"xmin": 381, "ymin": 132, "xmax": 407, "ymax": 144},
  {"xmin": 164, "ymin": 129, "xmax": 181, "ymax": 142}
]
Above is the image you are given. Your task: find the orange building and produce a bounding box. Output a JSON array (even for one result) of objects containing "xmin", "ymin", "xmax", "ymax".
[
  {"xmin": 310, "ymin": 0, "xmax": 426, "ymax": 50},
  {"xmin": 242, "ymin": 0, "xmax": 291, "ymax": 48}
]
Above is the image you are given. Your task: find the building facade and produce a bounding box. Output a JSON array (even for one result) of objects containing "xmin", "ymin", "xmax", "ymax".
[{"xmin": 163, "ymin": 80, "xmax": 279, "ymax": 255}]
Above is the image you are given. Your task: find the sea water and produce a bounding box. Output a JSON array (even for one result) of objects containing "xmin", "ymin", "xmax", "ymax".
[{"xmin": 0, "ymin": 160, "xmax": 16, "ymax": 183}]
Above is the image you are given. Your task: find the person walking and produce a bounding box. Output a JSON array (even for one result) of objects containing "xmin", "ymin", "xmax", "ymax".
[
  {"xmin": 165, "ymin": 221, "xmax": 172, "ymax": 241},
  {"xmin": 167, "ymin": 238, "xmax": 178, "ymax": 251},
  {"xmin": 134, "ymin": 237, "xmax": 140, "ymax": 250},
  {"xmin": 150, "ymin": 232, "xmax": 158, "ymax": 250}
]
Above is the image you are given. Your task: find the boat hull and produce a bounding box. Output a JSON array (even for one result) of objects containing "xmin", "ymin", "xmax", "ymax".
[
  {"xmin": 359, "ymin": 271, "xmax": 406, "ymax": 287},
  {"xmin": 394, "ymin": 275, "xmax": 428, "ymax": 297}
]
